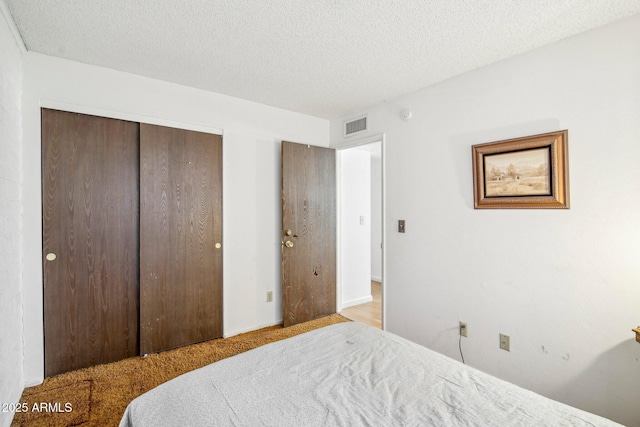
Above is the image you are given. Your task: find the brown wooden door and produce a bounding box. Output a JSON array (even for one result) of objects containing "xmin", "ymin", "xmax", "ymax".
[
  {"xmin": 42, "ymin": 109, "xmax": 140, "ymax": 377},
  {"xmin": 139, "ymin": 124, "xmax": 223, "ymax": 354},
  {"xmin": 281, "ymin": 141, "xmax": 336, "ymax": 327}
]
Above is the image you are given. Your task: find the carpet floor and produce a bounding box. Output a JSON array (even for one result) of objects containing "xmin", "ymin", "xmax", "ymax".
[{"xmin": 12, "ymin": 314, "xmax": 350, "ymax": 427}]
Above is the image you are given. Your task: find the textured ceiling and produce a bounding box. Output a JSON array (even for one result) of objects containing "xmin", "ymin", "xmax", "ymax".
[{"xmin": 6, "ymin": 1, "xmax": 640, "ymax": 118}]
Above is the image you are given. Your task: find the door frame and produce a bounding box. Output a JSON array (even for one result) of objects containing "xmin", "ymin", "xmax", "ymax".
[{"xmin": 334, "ymin": 133, "xmax": 386, "ymax": 330}]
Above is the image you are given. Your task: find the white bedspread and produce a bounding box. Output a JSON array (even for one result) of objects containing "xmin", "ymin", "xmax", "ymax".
[{"xmin": 120, "ymin": 322, "xmax": 620, "ymax": 426}]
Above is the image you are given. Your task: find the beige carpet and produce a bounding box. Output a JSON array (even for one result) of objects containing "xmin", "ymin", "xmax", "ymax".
[{"xmin": 12, "ymin": 314, "xmax": 350, "ymax": 427}]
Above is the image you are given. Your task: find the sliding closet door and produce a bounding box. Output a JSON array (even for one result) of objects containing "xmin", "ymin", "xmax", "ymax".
[
  {"xmin": 42, "ymin": 109, "xmax": 140, "ymax": 377},
  {"xmin": 139, "ymin": 124, "xmax": 223, "ymax": 354}
]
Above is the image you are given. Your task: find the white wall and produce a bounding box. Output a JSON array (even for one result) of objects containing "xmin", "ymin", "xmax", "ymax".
[
  {"xmin": 0, "ymin": 2, "xmax": 24, "ymax": 426},
  {"xmin": 339, "ymin": 148, "xmax": 372, "ymax": 308},
  {"xmin": 21, "ymin": 52, "xmax": 329, "ymax": 386},
  {"xmin": 331, "ymin": 14, "xmax": 640, "ymax": 427}
]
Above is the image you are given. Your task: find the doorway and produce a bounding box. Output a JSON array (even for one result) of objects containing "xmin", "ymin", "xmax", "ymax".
[{"xmin": 337, "ymin": 139, "xmax": 383, "ymax": 329}]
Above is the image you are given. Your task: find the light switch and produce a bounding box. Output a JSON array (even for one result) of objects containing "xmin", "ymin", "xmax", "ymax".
[
  {"xmin": 500, "ymin": 334, "xmax": 510, "ymax": 351},
  {"xmin": 398, "ymin": 220, "xmax": 405, "ymax": 233}
]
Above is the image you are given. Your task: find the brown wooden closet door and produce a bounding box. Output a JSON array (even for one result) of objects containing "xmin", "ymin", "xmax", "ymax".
[
  {"xmin": 42, "ymin": 109, "xmax": 140, "ymax": 377},
  {"xmin": 139, "ymin": 124, "xmax": 223, "ymax": 354},
  {"xmin": 281, "ymin": 141, "xmax": 336, "ymax": 327}
]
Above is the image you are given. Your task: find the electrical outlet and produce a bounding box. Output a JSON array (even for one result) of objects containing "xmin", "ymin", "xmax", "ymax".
[
  {"xmin": 266, "ymin": 291, "xmax": 273, "ymax": 302},
  {"xmin": 499, "ymin": 333, "xmax": 510, "ymax": 351},
  {"xmin": 459, "ymin": 322, "xmax": 468, "ymax": 337}
]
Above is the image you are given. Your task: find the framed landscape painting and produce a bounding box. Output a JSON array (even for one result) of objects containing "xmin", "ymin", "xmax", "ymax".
[{"xmin": 472, "ymin": 130, "xmax": 569, "ymax": 209}]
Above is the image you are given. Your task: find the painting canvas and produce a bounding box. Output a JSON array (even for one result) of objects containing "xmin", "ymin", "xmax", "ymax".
[
  {"xmin": 483, "ymin": 147, "xmax": 551, "ymax": 197},
  {"xmin": 472, "ymin": 130, "xmax": 569, "ymax": 209}
]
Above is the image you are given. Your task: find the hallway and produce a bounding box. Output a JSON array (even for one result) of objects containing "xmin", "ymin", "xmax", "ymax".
[{"xmin": 340, "ymin": 281, "xmax": 381, "ymax": 329}]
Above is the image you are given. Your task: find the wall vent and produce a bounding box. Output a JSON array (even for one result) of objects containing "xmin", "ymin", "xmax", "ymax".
[{"xmin": 344, "ymin": 115, "xmax": 367, "ymax": 137}]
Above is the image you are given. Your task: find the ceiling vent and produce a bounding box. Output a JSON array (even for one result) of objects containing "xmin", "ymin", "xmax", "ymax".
[{"xmin": 344, "ymin": 115, "xmax": 367, "ymax": 137}]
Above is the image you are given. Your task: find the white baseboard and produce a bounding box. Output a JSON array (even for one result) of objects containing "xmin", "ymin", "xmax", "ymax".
[
  {"xmin": 371, "ymin": 276, "xmax": 382, "ymax": 283},
  {"xmin": 24, "ymin": 377, "xmax": 44, "ymax": 387},
  {"xmin": 341, "ymin": 295, "xmax": 373, "ymax": 309},
  {"xmin": 224, "ymin": 320, "xmax": 282, "ymax": 338}
]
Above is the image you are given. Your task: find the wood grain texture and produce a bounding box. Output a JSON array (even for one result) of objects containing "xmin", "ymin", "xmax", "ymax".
[
  {"xmin": 42, "ymin": 109, "xmax": 140, "ymax": 377},
  {"xmin": 139, "ymin": 124, "xmax": 222, "ymax": 354},
  {"xmin": 282, "ymin": 141, "xmax": 336, "ymax": 327}
]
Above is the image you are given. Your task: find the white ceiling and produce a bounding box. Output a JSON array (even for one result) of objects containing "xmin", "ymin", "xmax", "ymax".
[{"xmin": 6, "ymin": 1, "xmax": 640, "ymax": 119}]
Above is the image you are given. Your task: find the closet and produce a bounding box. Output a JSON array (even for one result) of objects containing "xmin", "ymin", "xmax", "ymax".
[
  {"xmin": 139, "ymin": 123, "xmax": 223, "ymax": 354},
  {"xmin": 41, "ymin": 109, "xmax": 222, "ymax": 377}
]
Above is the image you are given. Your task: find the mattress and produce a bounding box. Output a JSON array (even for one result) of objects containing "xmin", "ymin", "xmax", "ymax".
[{"xmin": 120, "ymin": 322, "xmax": 620, "ymax": 426}]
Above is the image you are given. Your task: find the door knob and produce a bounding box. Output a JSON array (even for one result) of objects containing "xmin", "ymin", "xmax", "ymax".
[
  {"xmin": 284, "ymin": 240, "xmax": 294, "ymax": 248},
  {"xmin": 284, "ymin": 229, "xmax": 292, "ymax": 236},
  {"xmin": 46, "ymin": 253, "xmax": 57, "ymax": 261}
]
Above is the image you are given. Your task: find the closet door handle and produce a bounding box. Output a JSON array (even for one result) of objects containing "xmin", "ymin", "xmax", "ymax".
[{"xmin": 45, "ymin": 253, "xmax": 57, "ymax": 261}]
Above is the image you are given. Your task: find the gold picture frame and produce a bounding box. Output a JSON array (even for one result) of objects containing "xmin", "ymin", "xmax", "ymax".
[{"xmin": 472, "ymin": 130, "xmax": 569, "ymax": 209}]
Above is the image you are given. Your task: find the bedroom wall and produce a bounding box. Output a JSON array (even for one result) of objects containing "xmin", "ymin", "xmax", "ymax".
[
  {"xmin": 338, "ymin": 148, "xmax": 372, "ymax": 308},
  {"xmin": 0, "ymin": 2, "xmax": 24, "ymax": 426},
  {"xmin": 21, "ymin": 52, "xmax": 329, "ymax": 386},
  {"xmin": 330, "ymin": 14, "xmax": 640, "ymax": 426}
]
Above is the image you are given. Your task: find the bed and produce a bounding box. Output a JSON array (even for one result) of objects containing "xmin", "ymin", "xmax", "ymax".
[{"xmin": 120, "ymin": 322, "xmax": 619, "ymax": 426}]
